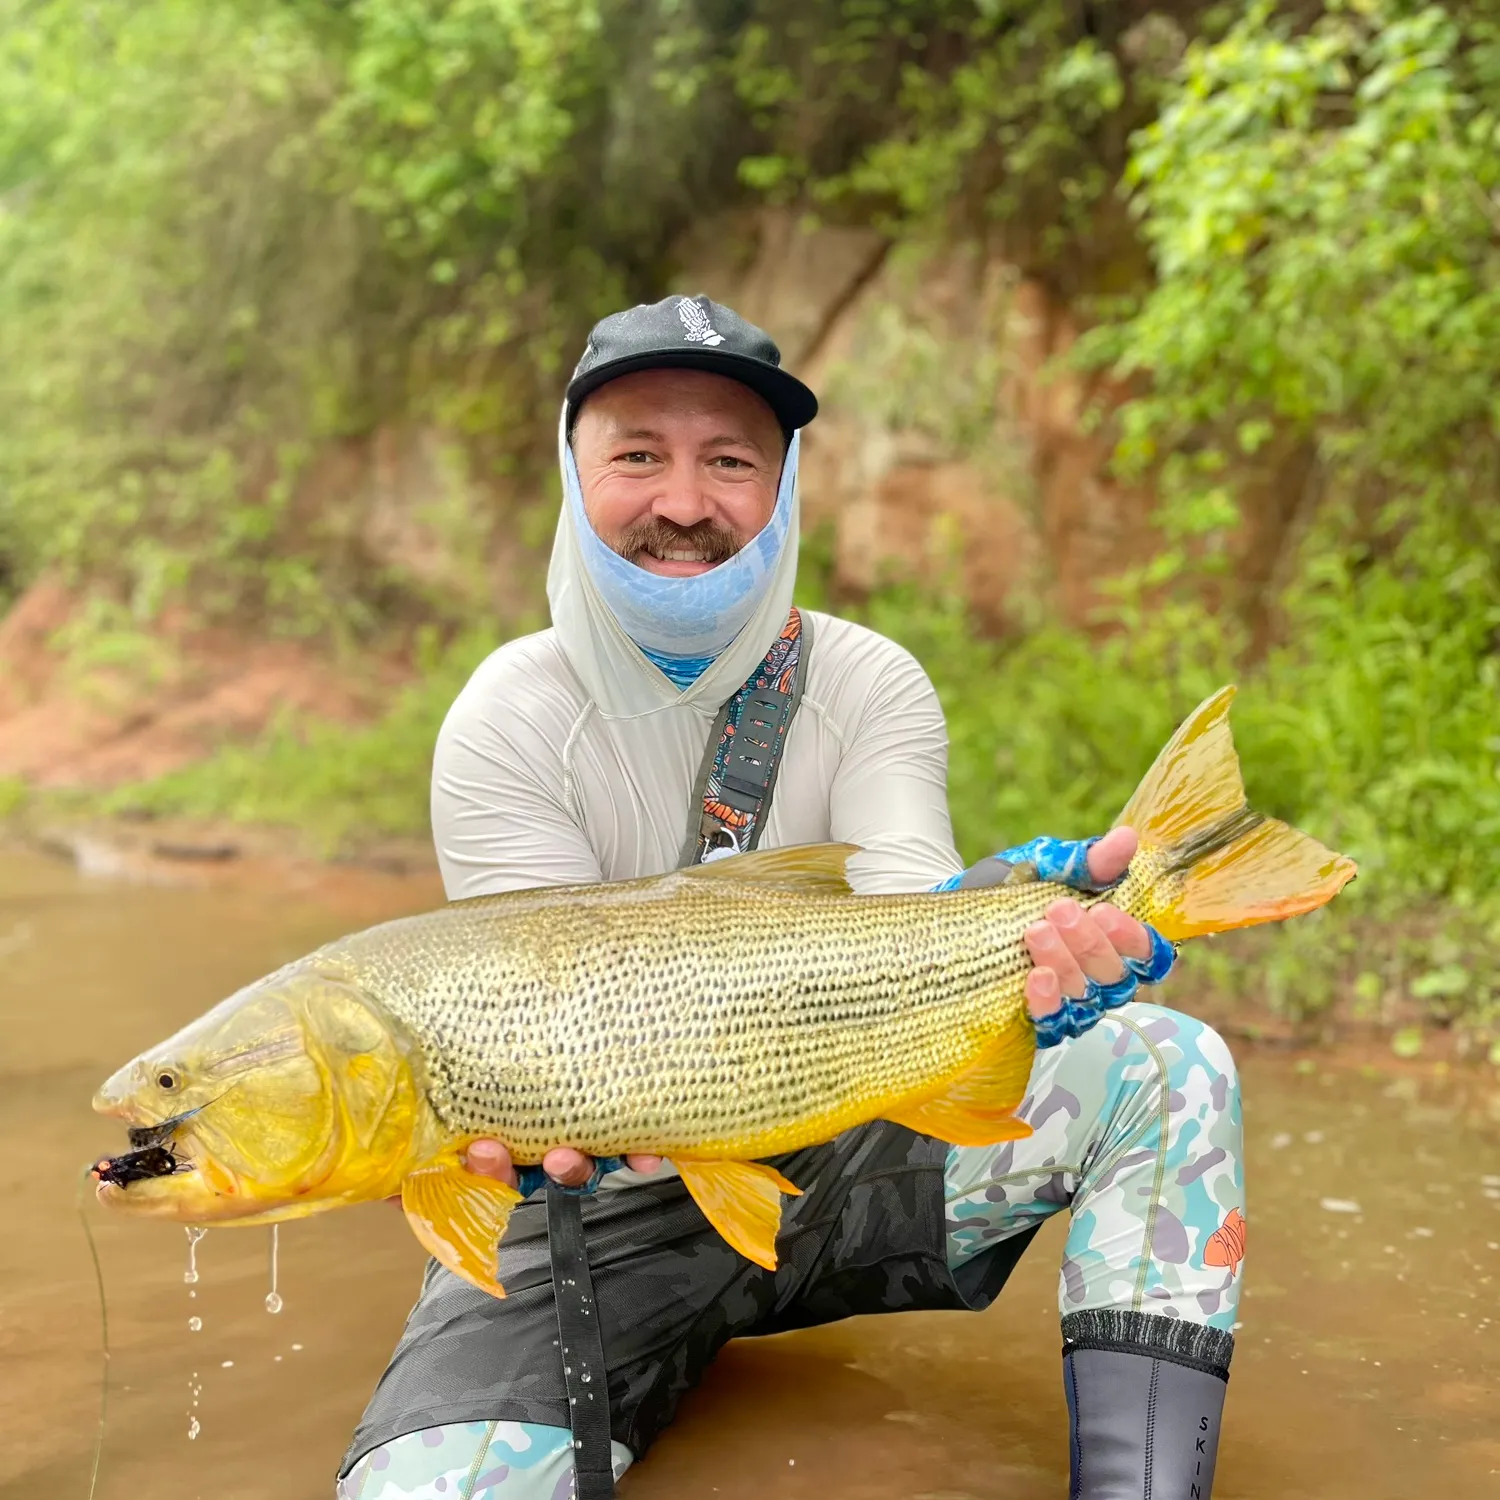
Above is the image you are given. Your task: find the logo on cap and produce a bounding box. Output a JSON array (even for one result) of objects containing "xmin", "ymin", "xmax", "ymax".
[{"xmin": 677, "ymin": 297, "xmax": 725, "ymax": 347}]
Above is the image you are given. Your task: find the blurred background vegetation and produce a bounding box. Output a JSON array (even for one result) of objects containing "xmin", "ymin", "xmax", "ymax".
[{"xmin": 1, "ymin": 0, "xmax": 1497, "ymax": 1047}]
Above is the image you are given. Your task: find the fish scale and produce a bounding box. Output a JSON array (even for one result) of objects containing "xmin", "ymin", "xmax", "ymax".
[{"xmin": 316, "ymin": 861, "xmax": 1101, "ymax": 1162}]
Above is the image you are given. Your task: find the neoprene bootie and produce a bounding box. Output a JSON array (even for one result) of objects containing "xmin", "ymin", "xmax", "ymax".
[{"xmin": 1061, "ymin": 1310, "xmax": 1232, "ymax": 1500}]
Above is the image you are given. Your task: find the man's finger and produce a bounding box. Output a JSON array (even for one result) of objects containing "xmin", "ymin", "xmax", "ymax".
[
  {"xmin": 1025, "ymin": 966, "xmax": 1063, "ymax": 1020},
  {"xmin": 1090, "ymin": 902, "xmax": 1153, "ymax": 962},
  {"xmin": 542, "ymin": 1147, "xmax": 595, "ymax": 1188},
  {"xmin": 1045, "ymin": 899, "xmax": 1127, "ymax": 985},
  {"xmin": 1085, "ymin": 826, "xmax": 1137, "ymax": 887},
  {"xmin": 1024, "ymin": 920, "xmax": 1088, "ymax": 998},
  {"xmin": 625, "ymin": 1154, "xmax": 663, "ymax": 1174},
  {"xmin": 464, "ymin": 1139, "xmax": 519, "ymax": 1190}
]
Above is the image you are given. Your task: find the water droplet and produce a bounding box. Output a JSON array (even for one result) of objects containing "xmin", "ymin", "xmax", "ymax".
[
  {"xmin": 290, "ymin": 1343, "xmax": 303, "ymax": 1352},
  {"xmin": 187, "ymin": 1316, "xmax": 202, "ymax": 1332},
  {"xmin": 220, "ymin": 1360, "xmax": 234, "ymax": 1369},
  {"xmin": 580, "ymin": 1371, "xmax": 592, "ymax": 1383},
  {"xmin": 265, "ymin": 1225, "xmax": 282, "ymax": 1315},
  {"xmin": 187, "ymin": 1417, "xmax": 200, "ymax": 1441},
  {"xmin": 184, "ymin": 1226, "xmax": 207, "ymax": 1284},
  {"xmin": 273, "ymin": 1355, "xmax": 283, "ymax": 1363}
]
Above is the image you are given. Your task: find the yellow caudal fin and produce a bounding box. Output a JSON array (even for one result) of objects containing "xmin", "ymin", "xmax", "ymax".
[
  {"xmin": 401, "ymin": 1147, "xmax": 524, "ymax": 1299},
  {"xmin": 1118, "ymin": 686, "xmax": 1357, "ymax": 943},
  {"xmin": 884, "ymin": 1024, "xmax": 1036, "ymax": 1147},
  {"xmin": 674, "ymin": 1158, "xmax": 802, "ymax": 1270}
]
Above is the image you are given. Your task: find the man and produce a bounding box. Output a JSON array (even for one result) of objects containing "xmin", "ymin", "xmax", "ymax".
[{"xmin": 339, "ymin": 298, "xmax": 1243, "ymax": 1499}]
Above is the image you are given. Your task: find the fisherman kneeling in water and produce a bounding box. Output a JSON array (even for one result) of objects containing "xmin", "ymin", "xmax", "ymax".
[{"xmin": 339, "ymin": 298, "xmax": 1244, "ymax": 1500}]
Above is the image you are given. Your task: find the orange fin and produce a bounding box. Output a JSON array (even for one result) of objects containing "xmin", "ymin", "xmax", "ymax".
[
  {"xmin": 886, "ymin": 1096, "xmax": 1035, "ymax": 1147},
  {"xmin": 674, "ymin": 1158, "xmax": 802, "ymax": 1270},
  {"xmin": 885, "ymin": 1024, "xmax": 1036, "ymax": 1146},
  {"xmin": 1168, "ymin": 816, "xmax": 1358, "ymax": 940},
  {"xmin": 401, "ymin": 1148, "xmax": 524, "ymax": 1299},
  {"xmin": 1116, "ymin": 686, "xmax": 1357, "ymax": 942}
]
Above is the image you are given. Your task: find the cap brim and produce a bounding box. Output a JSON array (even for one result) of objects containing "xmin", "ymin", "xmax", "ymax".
[{"xmin": 566, "ymin": 349, "xmax": 819, "ymax": 432}]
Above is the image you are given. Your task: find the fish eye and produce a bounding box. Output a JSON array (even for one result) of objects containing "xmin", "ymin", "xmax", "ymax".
[{"xmin": 156, "ymin": 1069, "xmax": 180, "ymax": 1092}]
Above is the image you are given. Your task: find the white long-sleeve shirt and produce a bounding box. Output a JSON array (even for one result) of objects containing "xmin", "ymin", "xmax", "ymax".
[{"xmin": 431, "ymin": 610, "xmax": 963, "ymax": 900}]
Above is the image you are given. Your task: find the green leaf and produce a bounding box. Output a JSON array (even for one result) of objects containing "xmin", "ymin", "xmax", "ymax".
[{"xmin": 1391, "ymin": 1026, "xmax": 1425, "ymax": 1060}]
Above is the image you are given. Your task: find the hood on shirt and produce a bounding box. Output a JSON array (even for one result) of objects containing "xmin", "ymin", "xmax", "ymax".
[{"xmin": 545, "ymin": 406, "xmax": 801, "ymax": 720}]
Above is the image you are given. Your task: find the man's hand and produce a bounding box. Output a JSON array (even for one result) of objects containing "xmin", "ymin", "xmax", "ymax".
[
  {"xmin": 464, "ymin": 1141, "xmax": 663, "ymax": 1190},
  {"xmin": 1022, "ymin": 826, "xmax": 1153, "ymax": 1021}
]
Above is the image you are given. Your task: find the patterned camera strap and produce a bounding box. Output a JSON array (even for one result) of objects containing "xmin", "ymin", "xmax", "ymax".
[
  {"xmin": 553, "ymin": 606, "xmax": 813, "ymax": 1499},
  {"xmin": 681, "ymin": 606, "xmax": 812, "ymax": 865}
]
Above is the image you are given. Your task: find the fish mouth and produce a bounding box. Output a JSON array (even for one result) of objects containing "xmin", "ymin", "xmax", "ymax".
[{"xmin": 90, "ymin": 1112, "xmax": 200, "ymax": 1190}]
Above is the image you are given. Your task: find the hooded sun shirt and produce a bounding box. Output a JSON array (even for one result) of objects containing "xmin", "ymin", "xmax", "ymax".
[
  {"xmin": 430, "ymin": 402, "xmax": 962, "ymax": 901},
  {"xmin": 546, "ymin": 409, "xmax": 801, "ymax": 719}
]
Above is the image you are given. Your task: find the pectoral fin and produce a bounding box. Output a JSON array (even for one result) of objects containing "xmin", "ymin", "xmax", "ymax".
[
  {"xmin": 401, "ymin": 1148, "xmax": 524, "ymax": 1299},
  {"xmin": 885, "ymin": 1025, "xmax": 1036, "ymax": 1146},
  {"xmin": 675, "ymin": 1158, "xmax": 802, "ymax": 1271}
]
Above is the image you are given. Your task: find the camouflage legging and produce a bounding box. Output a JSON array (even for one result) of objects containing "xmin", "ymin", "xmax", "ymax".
[{"xmin": 337, "ymin": 1003, "xmax": 1243, "ymax": 1500}]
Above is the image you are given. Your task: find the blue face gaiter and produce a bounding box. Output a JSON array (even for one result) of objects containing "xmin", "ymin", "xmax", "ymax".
[{"xmin": 562, "ymin": 433, "xmax": 800, "ymax": 687}]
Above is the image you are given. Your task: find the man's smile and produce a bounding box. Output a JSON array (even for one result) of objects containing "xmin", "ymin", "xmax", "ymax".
[
  {"xmin": 635, "ymin": 544, "xmax": 719, "ymax": 577},
  {"xmin": 614, "ymin": 517, "xmax": 743, "ymax": 577}
]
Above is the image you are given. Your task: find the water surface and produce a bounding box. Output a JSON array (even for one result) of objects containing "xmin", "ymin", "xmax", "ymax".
[{"xmin": 1, "ymin": 848, "xmax": 1495, "ymax": 1499}]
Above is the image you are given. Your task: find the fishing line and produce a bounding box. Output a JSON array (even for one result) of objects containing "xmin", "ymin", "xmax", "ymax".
[{"xmin": 76, "ymin": 1167, "xmax": 110, "ymax": 1500}]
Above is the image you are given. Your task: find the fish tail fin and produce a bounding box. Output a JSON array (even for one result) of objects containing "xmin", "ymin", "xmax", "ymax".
[{"xmin": 1117, "ymin": 686, "xmax": 1357, "ymax": 943}]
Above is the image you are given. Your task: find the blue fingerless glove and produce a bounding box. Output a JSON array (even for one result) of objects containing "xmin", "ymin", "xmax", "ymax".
[
  {"xmin": 935, "ymin": 835, "xmax": 1115, "ymax": 893},
  {"xmin": 934, "ymin": 835, "xmax": 1177, "ymax": 1049}
]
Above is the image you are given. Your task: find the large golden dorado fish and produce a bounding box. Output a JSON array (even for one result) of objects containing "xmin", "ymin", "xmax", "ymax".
[{"xmin": 92, "ymin": 687, "xmax": 1355, "ymax": 1293}]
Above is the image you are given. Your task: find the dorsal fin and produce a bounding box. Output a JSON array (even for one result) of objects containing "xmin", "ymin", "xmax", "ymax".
[{"xmin": 678, "ymin": 842, "xmax": 859, "ymax": 893}]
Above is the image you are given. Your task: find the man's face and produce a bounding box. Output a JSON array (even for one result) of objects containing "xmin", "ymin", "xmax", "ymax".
[{"xmin": 571, "ymin": 368, "xmax": 785, "ymax": 578}]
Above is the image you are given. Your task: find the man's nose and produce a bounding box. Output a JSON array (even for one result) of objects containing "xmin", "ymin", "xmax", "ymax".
[{"xmin": 650, "ymin": 464, "xmax": 713, "ymax": 527}]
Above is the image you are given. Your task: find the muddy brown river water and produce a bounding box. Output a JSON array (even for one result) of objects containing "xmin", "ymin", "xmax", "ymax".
[{"xmin": 2, "ymin": 846, "xmax": 1497, "ymax": 1499}]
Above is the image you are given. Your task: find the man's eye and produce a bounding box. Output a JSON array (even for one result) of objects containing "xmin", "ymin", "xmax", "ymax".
[
  {"xmin": 619, "ymin": 451, "xmax": 655, "ymax": 464},
  {"xmin": 712, "ymin": 456, "xmax": 748, "ymax": 470}
]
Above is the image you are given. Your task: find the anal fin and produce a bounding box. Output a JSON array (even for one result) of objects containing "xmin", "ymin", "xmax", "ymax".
[
  {"xmin": 886, "ymin": 1095, "xmax": 1035, "ymax": 1146},
  {"xmin": 675, "ymin": 1158, "xmax": 802, "ymax": 1271},
  {"xmin": 884, "ymin": 1025, "xmax": 1036, "ymax": 1147},
  {"xmin": 401, "ymin": 1146, "xmax": 524, "ymax": 1299}
]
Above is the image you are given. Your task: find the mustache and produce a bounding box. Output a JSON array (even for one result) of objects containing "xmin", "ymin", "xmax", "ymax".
[{"xmin": 612, "ymin": 517, "xmax": 743, "ymax": 566}]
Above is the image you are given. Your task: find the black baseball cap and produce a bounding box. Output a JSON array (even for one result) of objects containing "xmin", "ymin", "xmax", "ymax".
[{"xmin": 565, "ymin": 295, "xmax": 819, "ymax": 434}]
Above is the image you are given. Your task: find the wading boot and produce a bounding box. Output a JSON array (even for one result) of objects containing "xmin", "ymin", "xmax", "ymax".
[{"xmin": 1061, "ymin": 1310, "xmax": 1232, "ymax": 1500}]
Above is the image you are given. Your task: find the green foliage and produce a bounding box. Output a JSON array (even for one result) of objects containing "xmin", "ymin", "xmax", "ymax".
[
  {"xmin": 0, "ymin": 0, "xmax": 1207, "ymax": 628},
  {"xmin": 844, "ymin": 553, "xmax": 1499, "ymax": 1033},
  {"xmin": 1081, "ymin": 0, "xmax": 1500, "ymax": 571}
]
